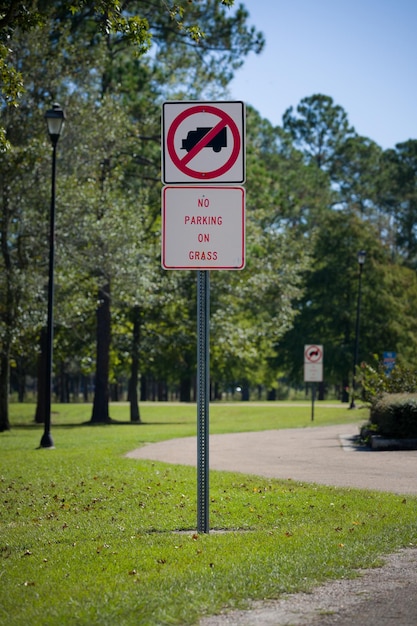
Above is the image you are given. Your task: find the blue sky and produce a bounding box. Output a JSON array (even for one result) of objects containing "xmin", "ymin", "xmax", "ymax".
[{"xmin": 227, "ymin": 0, "xmax": 417, "ymax": 149}]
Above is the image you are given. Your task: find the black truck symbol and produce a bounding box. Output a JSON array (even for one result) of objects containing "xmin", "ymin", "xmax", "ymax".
[{"xmin": 181, "ymin": 127, "xmax": 227, "ymax": 153}]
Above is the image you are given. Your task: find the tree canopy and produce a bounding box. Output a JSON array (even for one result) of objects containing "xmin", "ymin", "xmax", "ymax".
[{"xmin": 1, "ymin": 1, "xmax": 417, "ymax": 433}]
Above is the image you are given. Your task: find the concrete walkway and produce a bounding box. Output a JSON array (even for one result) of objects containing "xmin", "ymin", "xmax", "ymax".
[
  {"xmin": 126, "ymin": 424, "xmax": 417, "ymax": 625},
  {"xmin": 126, "ymin": 423, "xmax": 417, "ymax": 494}
]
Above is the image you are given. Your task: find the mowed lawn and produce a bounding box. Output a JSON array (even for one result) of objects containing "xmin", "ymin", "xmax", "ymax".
[{"xmin": 1, "ymin": 402, "xmax": 416, "ymax": 625}]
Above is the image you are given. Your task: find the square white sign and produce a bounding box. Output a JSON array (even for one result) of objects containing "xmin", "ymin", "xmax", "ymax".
[
  {"xmin": 162, "ymin": 186, "xmax": 245, "ymax": 270},
  {"xmin": 162, "ymin": 101, "xmax": 245, "ymax": 184}
]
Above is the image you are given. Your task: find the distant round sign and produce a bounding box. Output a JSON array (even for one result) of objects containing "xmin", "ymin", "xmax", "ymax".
[{"xmin": 305, "ymin": 345, "xmax": 323, "ymax": 363}]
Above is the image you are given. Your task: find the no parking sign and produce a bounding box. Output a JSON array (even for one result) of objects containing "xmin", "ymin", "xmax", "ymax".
[
  {"xmin": 162, "ymin": 101, "xmax": 245, "ymax": 184},
  {"xmin": 304, "ymin": 344, "xmax": 323, "ymax": 382},
  {"xmin": 160, "ymin": 101, "xmax": 246, "ymax": 531}
]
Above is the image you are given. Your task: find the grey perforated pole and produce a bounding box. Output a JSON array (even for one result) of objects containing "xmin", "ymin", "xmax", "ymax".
[{"xmin": 197, "ymin": 270, "xmax": 210, "ymax": 533}]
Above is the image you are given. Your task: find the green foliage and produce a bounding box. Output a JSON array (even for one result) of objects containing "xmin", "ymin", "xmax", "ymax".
[
  {"xmin": 2, "ymin": 0, "xmax": 417, "ymax": 427},
  {"xmin": 370, "ymin": 393, "xmax": 417, "ymax": 438},
  {"xmin": 359, "ymin": 359, "xmax": 417, "ymax": 440},
  {"xmin": 0, "ymin": 0, "xmax": 44, "ymax": 115},
  {"xmin": 385, "ymin": 140, "xmax": 417, "ymax": 268},
  {"xmin": 282, "ymin": 94, "xmax": 355, "ymax": 170},
  {"xmin": 358, "ymin": 359, "xmax": 417, "ymax": 404},
  {"xmin": 1, "ymin": 0, "xmax": 267, "ymax": 425},
  {"xmin": 276, "ymin": 212, "xmax": 386, "ymax": 387},
  {"xmin": 0, "ymin": 1, "xmax": 263, "ymax": 145},
  {"xmin": 0, "ymin": 45, "xmax": 24, "ymax": 106},
  {"xmin": 278, "ymin": 95, "xmax": 417, "ymax": 393}
]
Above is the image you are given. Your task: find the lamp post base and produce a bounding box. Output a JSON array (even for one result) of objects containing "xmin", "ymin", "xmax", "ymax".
[{"xmin": 39, "ymin": 432, "xmax": 55, "ymax": 448}]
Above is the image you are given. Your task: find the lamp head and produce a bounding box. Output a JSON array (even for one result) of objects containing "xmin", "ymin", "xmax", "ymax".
[
  {"xmin": 357, "ymin": 250, "xmax": 366, "ymax": 266},
  {"xmin": 45, "ymin": 103, "xmax": 65, "ymax": 146}
]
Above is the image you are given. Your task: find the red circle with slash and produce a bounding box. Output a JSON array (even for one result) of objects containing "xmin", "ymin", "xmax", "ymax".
[
  {"xmin": 305, "ymin": 345, "xmax": 323, "ymax": 363},
  {"xmin": 166, "ymin": 104, "xmax": 241, "ymax": 180}
]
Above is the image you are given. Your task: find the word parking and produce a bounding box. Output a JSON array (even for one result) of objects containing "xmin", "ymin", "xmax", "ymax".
[{"xmin": 184, "ymin": 214, "xmax": 223, "ymax": 226}]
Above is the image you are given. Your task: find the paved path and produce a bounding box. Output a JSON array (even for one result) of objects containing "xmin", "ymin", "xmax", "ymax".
[
  {"xmin": 126, "ymin": 424, "xmax": 417, "ymax": 625},
  {"xmin": 200, "ymin": 547, "xmax": 417, "ymax": 626},
  {"xmin": 126, "ymin": 423, "xmax": 417, "ymax": 494}
]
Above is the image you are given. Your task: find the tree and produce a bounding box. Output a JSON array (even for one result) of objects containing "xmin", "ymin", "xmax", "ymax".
[
  {"xmin": 275, "ymin": 207, "xmax": 417, "ymax": 398},
  {"xmin": 384, "ymin": 140, "xmax": 417, "ymax": 268},
  {"xmin": 0, "ymin": 129, "xmax": 50, "ymax": 430},
  {"xmin": 4, "ymin": 3, "xmax": 416, "ymax": 427},
  {"xmin": 282, "ymin": 94, "xmax": 355, "ymax": 172},
  {"xmin": 1, "ymin": 2, "xmax": 263, "ymax": 422},
  {"xmin": 0, "ymin": 0, "xmax": 247, "ymax": 149},
  {"xmin": 24, "ymin": 1, "xmax": 262, "ymax": 423},
  {"xmin": 67, "ymin": 2, "xmax": 262, "ymax": 420},
  {"xmin": 0, "ymin": 1, "xmax": 261, "ymax": 124},
  {"xmin": 208, "ymin": 108, "xmax": 319, "ymax": 398}
]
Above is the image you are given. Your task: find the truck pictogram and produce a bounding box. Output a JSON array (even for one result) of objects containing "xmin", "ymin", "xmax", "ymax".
[{"xmin": 181, "ymin": 127, "xmax": 227, "ymax": 153}]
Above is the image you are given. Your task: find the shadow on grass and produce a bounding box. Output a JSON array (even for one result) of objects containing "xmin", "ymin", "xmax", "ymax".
[
  {"xmin": 80, "ymin": 420, "xmax": 188, "ymax": 426},
  {"xmin": 10, "ymin": 419, "xmax": 189, "ymax": 429}
]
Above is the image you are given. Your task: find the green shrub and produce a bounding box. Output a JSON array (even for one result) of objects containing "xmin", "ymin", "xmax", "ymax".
[
  {"xmin": 358, "ymin": 358, "xmax": 417, "ymax": 403},
  {"xmin": 370, "ymin": 393, "xmax": 417, "ymax": 438}
]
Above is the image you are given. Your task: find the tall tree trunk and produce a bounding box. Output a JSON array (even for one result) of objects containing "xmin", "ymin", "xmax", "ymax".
[
  {"xmin": 59, "ymin": 361, "xmax": 69, "ymax": 403},
  {"xmin": 179, "ymin": 377, "xmax": 191, "ymax": 402},
  {"xmin": 0, "ymin": 191, "xmax": 12, "ymax": 431},
  {"xmin": 128, "ymin": 305, "xmax": 141, "ymax": 422},
  {"xmin": 15, "ymin": 356, "xmax": 26, "ymax": 402},
  {"xmin": 90, "ymin": 284, "xmax": 111, "ymax": 423},
  {"xmin": 241, "ymin": 380, "xmax": 250, "ymax": 401},
  {"xmin": 341, "ymin": 378, "xmax": 349, "ymax": 403},
  {"xmin": 157, "ymin": 381, "xmax": 167, "ymax": 402},
  {"xmin": 0, "ymin": 351, "xmax": 10, "ymax": 431},
  {"xmin": 82, "ymin": 374, "xmax": 89, "ymax": 402},
  {"xmin": 140, "ymin": 374, "xmax": 148, "ymax": 401}
]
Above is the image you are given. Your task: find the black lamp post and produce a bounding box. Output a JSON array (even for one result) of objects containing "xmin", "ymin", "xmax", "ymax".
[
  {"xmin": 350, "ymin": 250, "xmax": 366, "ymax": 409},
  {"xmin": 39, "ymin": 103, "xmax": 65, "ymax": 448}
]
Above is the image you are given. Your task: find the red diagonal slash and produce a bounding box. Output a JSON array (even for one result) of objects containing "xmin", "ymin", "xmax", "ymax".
[
  {"xmin": 165, "ymin": 103, "xmax": 242, "ymax": 181},
  {"xmin": 180, "ymin": 119, "xmax": 228, "ymax": 166}
]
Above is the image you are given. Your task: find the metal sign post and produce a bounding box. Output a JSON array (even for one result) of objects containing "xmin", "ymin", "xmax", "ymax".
[
  {"xmin": 304, "ymin": 345, "xmax": 323, "ymax": 422},
  {"xmin": 161, "ymin": 101, "xmax": 246, "ymax": 534},
  {"xmin": 311, "ymin": 382, "xmax": 316, "ymax": 421},
  {"xmin": 197, "ymin": 270, "xmax": 210, "ymax": 533}
]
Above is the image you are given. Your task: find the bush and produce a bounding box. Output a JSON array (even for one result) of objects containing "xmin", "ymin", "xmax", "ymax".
[
  {"xmin": 358, "ymin": 359, "xmax": 417, "ymax": 404},
  {"xmin": 370, "ymin": 393, "xmax": 417, "ymax": 439}
]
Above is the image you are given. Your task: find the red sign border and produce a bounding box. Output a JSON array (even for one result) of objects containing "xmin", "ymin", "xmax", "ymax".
[
  {"xmin": 304, "ymin": 345, "xmax": 323, "ymax": 363},
  {"xmin": 161, "ymin": 185, "xmax": 245, "ymax": 270},
  {"xmin": 163, "ymin": 102, "xmax": 244, "ymax": 183}
]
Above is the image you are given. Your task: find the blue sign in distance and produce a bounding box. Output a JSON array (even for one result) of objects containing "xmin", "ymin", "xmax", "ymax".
[{"xmin": 383, "ymin": 351, "xmax": 396, "ymax": 375}]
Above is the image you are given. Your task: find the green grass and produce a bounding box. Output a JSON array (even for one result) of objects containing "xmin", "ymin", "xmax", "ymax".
[
  {"xmin": 8, "ymin": 400, "xmax": 365, "ymax": 439},
  {"xmin": 1, "ymin": 402, "xmax": 416, "ymax": 625}
]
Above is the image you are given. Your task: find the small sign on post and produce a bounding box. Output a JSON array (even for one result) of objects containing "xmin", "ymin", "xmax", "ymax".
[
  {"xmin": 304, "ymin": 345, "xmax": 323, "ymax": 382},
  {"xmin": 304, "ymin": 345, "xmax": 323, "ymax": 421}
]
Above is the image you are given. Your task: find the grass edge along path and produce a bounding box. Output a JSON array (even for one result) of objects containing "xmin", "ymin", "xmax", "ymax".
[{"xmin": 1, "ymin": 402, "xmax": 416, "ymax": 625}]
